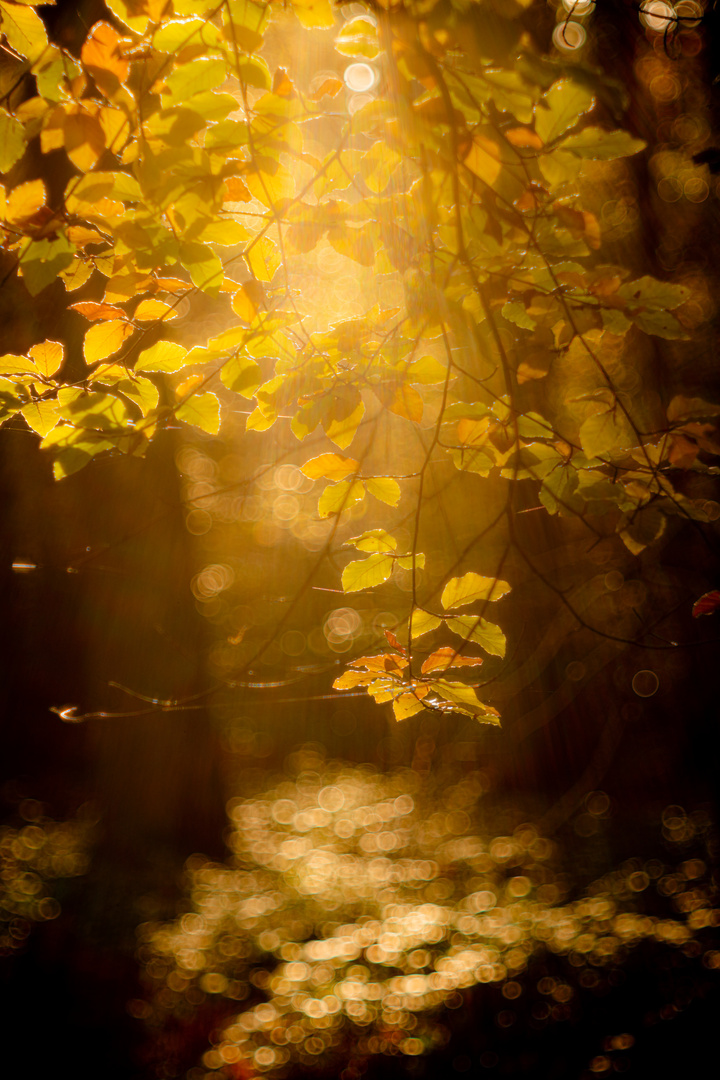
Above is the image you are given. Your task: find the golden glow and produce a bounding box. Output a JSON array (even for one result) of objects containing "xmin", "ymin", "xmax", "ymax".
[{"xmin": 137, "ymin": 765, "xmax": 716, "ymax": 1076}]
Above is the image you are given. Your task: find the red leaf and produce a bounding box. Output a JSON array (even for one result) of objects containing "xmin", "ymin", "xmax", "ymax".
[{"xmin": 692, "ymin": 590, "xmax": 720, "ymax": 617}]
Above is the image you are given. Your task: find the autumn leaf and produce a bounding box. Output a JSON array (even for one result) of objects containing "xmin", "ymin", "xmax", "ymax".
[
  {"xmin": 365, "ymin": 477, "xmax": 401, "ymax": 506},
  {"xmin": 302, "ymin": 454, "xmax": 359, "ymax": 481},
  {"xmin": 421, "ymin": 647, "xmax": 484, "ymax": 674},
  {"xmin": 441, "ymin": 572, "xmax": 512, "ymax": 609},
  {"xmin": 71, "ymin": 302, "xmax": 127, "ymax": 321},
  {"xmin": 341, "ymin": 552, "xmax": 395, "ymax": 593},
  {"xmin": 135, "ymin": 341, "xmax": 188, "ymax": 373},
  {"xmin": 392, "ymin": 692, "xmax": 427, "ymax": 721},
  {"xmin": 410, "ymin": 609, "xmax": 442, "ymax": 639},
  {"xmin": 81, "ymin": 22, "xmax": 130, "ymax": 97},
  {"xmin": 83, "ymin": 321, "xmax": 134, "ymax": 364},
  {"xmin": 692, "ymin": 591, "xmax": 720, "ymax": 618},
  {"xmin": 346, "ymin": 529, "xmax": 397, "ymax": 553},
  {"xmin": 28, "ymin": 340, "xmax": 64, "ymax": 378},
  {"xmin": 317, "ymin": 479, "xmax": 365, "ymax": 518}
]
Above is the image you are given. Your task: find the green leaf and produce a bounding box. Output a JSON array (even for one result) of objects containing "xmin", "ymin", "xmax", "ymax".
[
  {"xmin": 502, "ymin": 300, "xmax": 536, "ymax": 330},
  {"xmin": 365, "ymin": 476, "xmax": 401, "ymax": 506},
  {"xmin": 619, "ymin": 506, "xmax": 667, "ymax": 556},
  {"xmin": 0, "ymin": 108, "xmax": 25, "ymax": 172},
  {"xmin": 445, "ymin": 615, "xmax": 506, "ymax": 657},
  {"xmin": 579, "ymin": 410, "xmax": 636, "ymax": 459},
  {"xmin": 220, "ymin": 354, "xmax": 261, "ymax": 398},
  {"xmin": 341, "ymin": 552, "xmax": 395, "ymax": 593},
  {"xmin": 441, "ymin": 572, "xmax": 512, "ymax": 609},
  {"xmin": 346, "ymin": 529, "xmax": 397, "ymax": 553},
  {"xmin": 19, "ymin": 237, "xmax": 74, "ymax": 297},
  {"xmin": 176, "ymin": 391, "xmax": 220, "ymax": 434},
  {"xmin": 410, "ymin": 608, "xmax": 442, "ymax": 639},
  {"xmin": 535, "ymin": 79, "xmax": 594, "ymax": 145},
  {"xmin": 179, "ymin": 242, "xmax": 223, "ymax": 295},
  {"xmin": 136, "ymin": 341, "xmax": 188, "ymax": 373},
  {"xmin": 317, "ymin": 478, "xmax": 365, "ymax": 518},
  {"xmin": 560, "ymin": 127, "xmax": 647, "ymax": 160},
  {"xmin": 162, "ymin": 58, "xmax": 227, "ymax": 103},
  {"xmin": 429, "ymin": 680, "xmax": 500, "ymax": 723}
]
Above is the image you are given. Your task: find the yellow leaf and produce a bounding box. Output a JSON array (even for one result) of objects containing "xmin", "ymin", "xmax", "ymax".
[
  {"xmin": 410, "ymin": 608, "xmax": 442, "ymax": 639},
  {"xmin": 0, "ymin": 1, "xmax": 48, "ymax": 62},
  {"xmin": 291, "ymin": 0, "xmax": 335, "ymax": 30},
  {"xmin": 83, "ymin": 320, "xmax": 134, "ymax": 364},
  {"xmin": 393, "ymin": 693, "xmax": 427, "ymax": 721},
  {"xmin": 341, "ymin": 552, "xmax": 394, "ymax": 592},
  {"xmin": 463, "ymin": 135, "xmax": 502, "ymax": 187},
  {"xmin": 67, "ymin": 225, "xmax": 106, "ymax": 246},
  {"xmin": 324, "ymin": 397, "xmax": 365, "ymax": 450},
  {"xmin": 133, "ymin": 299, "xmax": 178, "ymax": 322},
  {"xmin": 28, "ymin": 340, "xmax": 64, "ymax": 378},
  {"xmin": 5, "ymin": 179, "xmax": 46, "ymax": 226},
  {"xmin": 317, "ymin": 478, "xmax": 365, "ymax": 518},
  {"xmin": 301, "ymin": 453, "xmax": 359, "ymax": 481},
  {"xmin": 231, "ymin": 284, "xmax": 261, "ymax": 323},
  {"xmin": 63, "ymin": 108, "xmax": 106, "ymax": 171},
  {"xmin": 441, "ymin": 572, "xmax": 512, "ymax": 609},
  {"xmin": 135, "ymin": 340, "xmax": 188, "ymax": 373},
  {"xmin": 244, "ymin": 236, "xmax": 280, "ymax": 283},
  {"xmin": 21, "ymin": 399, "xmax": 59, "ymax": 437},
  {"xmin": 99, "ymin": 106, "xmax": 130, "ymax": 152},
  {"xmin": 365, "ymin": 477, "xmax": 401, "ymax": 506},
  {"xmin": 176, "ymin": 391, "xmax": 220, "ymax": 435}
]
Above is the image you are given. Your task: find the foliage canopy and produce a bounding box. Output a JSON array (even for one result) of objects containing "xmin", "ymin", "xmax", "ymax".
[{"xmin": 1, "ymin": 0, "xmax": 718, "ymax": 723}]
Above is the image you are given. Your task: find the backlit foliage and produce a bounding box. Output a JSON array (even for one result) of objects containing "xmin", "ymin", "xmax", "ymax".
[
  {"xmin": 1, "ymin": 0, "xmax": 719, "ymax": 721},
  {"xmin": 137, "ymin": 755, "xmax": 719, "ymax": 1078}
]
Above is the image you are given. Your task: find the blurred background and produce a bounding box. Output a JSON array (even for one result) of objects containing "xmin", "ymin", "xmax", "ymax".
[{"xmin": 2, "ymin": 1, "xmax": 720, "ymax": 1078}]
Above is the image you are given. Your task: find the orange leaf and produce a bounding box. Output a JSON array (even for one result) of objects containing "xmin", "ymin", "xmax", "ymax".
[
  {"xmin": 151, "ymin": 278, "xmax": 189, "ymax": 294},
  {"xmin": 272, "ymin": 68, "xmax": 295, "ymax": 97},
  {"xmin": 668, "ymin": 433, "xmax": 699, "ymax": 469},
  {"xmin": 384, "ymin": 629, "xmax": 407, "ymax": 654},
  {"xmin": 505, "ymin": 126, "xmax": 543, "ymax": 149},
  {"xmin": 349, "ymin": 653, "xmax": 408, "ymax": 675},
  {"xmin": 70, "ymin": 301, "xmax": 126, "ymax": 321},
  {"xmin": 375, "ymin": 382, "xmax": 423, "ymax": 422},
  {"xmin": 421, "ymin": 647, "xmax": 484, "ymax": 675},
  {"xmin": 311, "ymin": 77, "xmax": 343, "ymax": 100},
  {"xmin": 81, "ymin": 22, "xmax": 130, "ymax": 96},
  {"xmin": 224, "ymin": 176, "xmax": 252, "ymax": 203}
]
